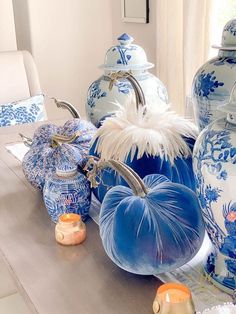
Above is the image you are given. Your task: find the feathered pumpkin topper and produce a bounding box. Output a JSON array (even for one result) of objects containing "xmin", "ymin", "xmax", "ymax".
[{"xmin": 92, "ymin": 96, "xmax": 198, "ymax": 164}]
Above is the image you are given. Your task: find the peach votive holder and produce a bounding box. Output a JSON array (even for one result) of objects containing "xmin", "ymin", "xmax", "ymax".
[
  {"xmin": 55, "ymin": 213, "xmax": 86, "ymax": 246},
  {"xmin": 153, "ymin": 282, "xmax": 195, "ymax": 314}
]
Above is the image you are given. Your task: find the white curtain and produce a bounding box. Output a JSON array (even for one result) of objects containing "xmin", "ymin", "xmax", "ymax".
[{"xmin": 156, "ymin": 0, "xmax": 212, "ymax": 115}]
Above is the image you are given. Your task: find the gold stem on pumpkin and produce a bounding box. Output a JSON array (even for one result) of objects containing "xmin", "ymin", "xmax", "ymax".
[
  {"xmin": 114, "ymin": 160, "xmax": 148, "ymax": 194},
  {"xmin": 43, "ymin": 94, "xmax": 81, "ymax": 118},
  {"xmin": 84, "ymin": 157, "xmax": 147, "ymax": 197},
  {"xmin": 50, "ymin": 97, "xmax": 81, "ymax": 119},
  {"xmin": 19, "ymin": 133, "xmax": 33, "ymax": 147},
  {"xmin": 105, "ymin": 71, "xmax": 146, "ymax": 109},
  {"xmin": 51, "ymin": 131, "xmax": 81, "ymax": 148}
]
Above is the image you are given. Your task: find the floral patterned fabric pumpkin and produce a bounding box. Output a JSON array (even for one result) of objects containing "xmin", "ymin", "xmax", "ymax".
[{"xmin": 22, "ymin": 102, "xmax": 96, "ymax": 190}]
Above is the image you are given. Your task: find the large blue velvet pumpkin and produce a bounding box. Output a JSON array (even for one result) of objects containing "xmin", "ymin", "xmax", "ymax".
[
  {"xmin": 89, "ymin": 72, "xmax": 197, "ymax": 202},
  {"xmin": 90, "ymin": 136, "xmax": 195, "ymax": 202},
  {"xmin": 86, "ymin": 159, "xmax": 205, "ymax": 275}
]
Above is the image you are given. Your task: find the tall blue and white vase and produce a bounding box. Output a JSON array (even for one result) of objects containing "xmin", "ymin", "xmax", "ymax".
[
  {"xmin": 192, "ymin": 19, "xmax": 236, "ymax": 131},
  {"xmin": 193, "ymin": 84, "xmax": 236, "ymax": 294},
  {"xmin": 85, "ymin": 33, "xmax": 168, "ymax": 127},
  {"xmin": 43, "ymin": 161, "xmax": 91, "ymax": 223}
]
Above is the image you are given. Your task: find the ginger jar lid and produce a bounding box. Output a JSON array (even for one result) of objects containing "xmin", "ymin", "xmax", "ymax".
[
  {"xmin": 100, "ymin": 33, "xmax": 154, "ymax": 71},
  {"xmin": 212, "ymin": 19, "xmax": 236, "ymax": 50},
  {"xmin": 56, "ymin": 161, "xmax": 77, "ymax": 178}
]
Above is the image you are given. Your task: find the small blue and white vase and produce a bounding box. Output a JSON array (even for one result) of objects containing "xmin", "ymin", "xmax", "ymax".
[
  {"xmin": 193, "ymin": 84, "xmax": 236, "ymax": 294},
  {"xmin": 85, "ymin": 33, "xmax": 168, "ymax": 127},
  {"xmin": 192, "ymin": 19, "xmax": 236, "ymax": 131},
  {"xmin": 43, "ymin": 162, "xmax": 91, "ymax": 223}
]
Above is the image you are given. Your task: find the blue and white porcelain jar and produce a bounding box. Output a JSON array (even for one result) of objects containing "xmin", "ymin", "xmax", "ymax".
[
  {"xmin": 86, "ymin": 33, "xmax": 168, "ymax": 127},
  {"xmin": 192, "ymin": 19, "xmax": 236, "ymax": 131},
  {"xmin": 193, "ymin": 84, "xmax": 236, "ymax": 294},
  {"xmin": 43, "ymin": 162, "xmax": 91, "ymax": 223}
]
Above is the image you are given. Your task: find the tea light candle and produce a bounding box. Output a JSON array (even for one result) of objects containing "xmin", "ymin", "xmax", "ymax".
[
  {"xmin": 55, "ymin": 213, "xmax": 86, "ymax": 246},
  {"xmin": 153, "ymin": 283, "xmax": 195, "ymax": 314}
]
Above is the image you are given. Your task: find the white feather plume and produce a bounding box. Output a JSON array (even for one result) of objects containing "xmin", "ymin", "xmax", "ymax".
[{"xmin": 92, "ymin": 98, "xmax": 198, "ymax": 164}]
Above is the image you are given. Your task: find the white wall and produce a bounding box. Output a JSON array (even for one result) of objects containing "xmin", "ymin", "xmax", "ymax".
[
  {"xmin": 13, "ymin": 0, "xmax": 113, "ymax": 119},
  {"xmin": 0, "ymin": 0, "xmax": 16, "ymax": 51},
  {"xmin": 12, "ymin": 0, "xmax": 159, "ymax": 119}
]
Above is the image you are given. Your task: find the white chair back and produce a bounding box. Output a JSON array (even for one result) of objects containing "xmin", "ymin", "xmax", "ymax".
[{"xmin": 0, "ymin": 50, "xmax": 41, "ymax": 104}]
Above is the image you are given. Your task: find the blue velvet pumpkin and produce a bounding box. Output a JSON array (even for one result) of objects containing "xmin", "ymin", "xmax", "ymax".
[
  {"xmin": 89, "ymin": 72, "xmax": 197, "ymax": 202},
  {"xmin": 22, "ymin": 101, "xmax": 96, "ymax": 190},
  {"xmin": 90, "ymin": 136, "xmax": 195, "ymax": 203},
  {"xmin": 86, "ymin": 159, "xmax": 205, "ymax": 275}
]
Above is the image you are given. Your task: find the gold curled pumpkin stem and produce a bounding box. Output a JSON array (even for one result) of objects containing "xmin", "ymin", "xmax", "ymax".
[
  {"xmin": 105, "ymin": 71, "xmax": 146, "ymax": 109},
  {"xmin": 19, "ymin": 133, "xmax": 33, "ymax": 147},
  {"xmin": 43, "ymin": 94, "xmax": 81, "ymax": 119},
  {"xmin": 84, "ymin": 157, "xmax": 147, "ymax": 197},
  {"xmin": 51, "ymin": 131, "xmax": 81, "ymax": 148}
]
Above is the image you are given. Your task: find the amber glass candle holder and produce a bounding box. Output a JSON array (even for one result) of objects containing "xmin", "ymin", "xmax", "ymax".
[
  {"xmin": 153, "ymin": 283, "xmax": 195, "ymax": 314},
  {"xmin": 55, "ymin": 213, "xmax": 86, "ymax": 246}
]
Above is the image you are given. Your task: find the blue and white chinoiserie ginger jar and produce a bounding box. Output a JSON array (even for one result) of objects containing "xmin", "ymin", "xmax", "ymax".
[
  {"xmin": 86, "ymin": 33, "xmax": 168, "ymax": 127},
  {"xmin": 193, "ymin": 84, "xmax": 236, "ymax": 294},
  {"xmin": 192, "ymin": 19, "xmax": 236, "ymax": 131},
  {"xmin": 43, "ymin": 162, "xmax": 91, "ymax": 223}
]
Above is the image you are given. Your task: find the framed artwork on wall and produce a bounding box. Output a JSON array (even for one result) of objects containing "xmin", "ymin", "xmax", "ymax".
[{"xmin": 121, "ymin": 0, "xmax": 149, "ymax": 24}]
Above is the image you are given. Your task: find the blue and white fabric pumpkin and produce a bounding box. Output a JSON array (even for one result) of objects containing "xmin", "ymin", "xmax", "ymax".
[
  {"xmin": 90, "ymin": 100, "xmax": 198, "ymax": 202},
  {"xmin": 86, "ymin": 159, "xmax": 205, "ymax": 275},
  {"xmin": 22, "ymin": 114, "xmax": 96, "ymax": 190}
]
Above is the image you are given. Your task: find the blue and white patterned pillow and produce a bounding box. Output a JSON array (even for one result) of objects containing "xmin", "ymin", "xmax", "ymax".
[{"xmin": 0, "ymin": 94, "xmax": 46, "ymax": 127}]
